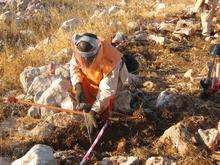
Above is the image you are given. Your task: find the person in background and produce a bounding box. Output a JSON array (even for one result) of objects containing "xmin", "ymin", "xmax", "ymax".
[{"xmin": 194, "ymin": 0, "xmax": 219, "ymax": 40}]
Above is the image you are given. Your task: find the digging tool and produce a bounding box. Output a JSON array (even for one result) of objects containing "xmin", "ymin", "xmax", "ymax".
[
  {"xmin": 3, "ymin": 97, "xmax": 143, "ymax": 122},
  {"xmin": 200, "ymin": 44, "xmax": 220, "ymax": 99},
  {"xmin": 79, "ymin": 97, "xmax": 114, "ymax": 165},
  {"xmin": 3, "ymin": 97, "xmax": 85, "ymax": 116}
]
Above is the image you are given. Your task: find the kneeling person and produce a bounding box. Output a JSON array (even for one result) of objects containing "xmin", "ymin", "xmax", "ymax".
[{"xmin": 69, "ymin": 33, "xmax": 130, "ymax": 132}]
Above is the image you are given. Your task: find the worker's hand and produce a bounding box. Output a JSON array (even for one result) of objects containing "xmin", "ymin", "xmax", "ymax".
[
  {"xmin": 86, "ymin": 110, "xmax": 98, "ymax": 133},
  {"xmin": 75, "ymin": 83, "xmax": 86, "ymax": 104},
  {"xmin": 76, "ymin": 103, "xmax": 91, "ymax": 112}
]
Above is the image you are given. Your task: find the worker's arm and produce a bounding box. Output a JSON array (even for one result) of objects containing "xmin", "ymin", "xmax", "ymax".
[
  {"xmin": 69, "ymin": 56, "xmax": 83, "ymax": 88},
  {"xmin": 91, "ymin": 61, "xmax": 130, "ymax": 113}
]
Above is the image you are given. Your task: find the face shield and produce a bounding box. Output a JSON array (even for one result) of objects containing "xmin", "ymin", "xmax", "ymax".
[{"xmin": 72, "ymin": 34, "xmax": 101, "ymax": 67}]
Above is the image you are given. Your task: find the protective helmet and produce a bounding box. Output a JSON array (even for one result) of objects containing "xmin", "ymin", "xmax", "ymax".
[{"xmin": 72, "ymin": 33, "xmax": 100, "ymax": 59}]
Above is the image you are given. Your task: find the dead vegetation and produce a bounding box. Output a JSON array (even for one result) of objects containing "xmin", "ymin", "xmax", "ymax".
[{"xmin": 0, "ymin": 0, "xmax": 220, "ymax": 164}]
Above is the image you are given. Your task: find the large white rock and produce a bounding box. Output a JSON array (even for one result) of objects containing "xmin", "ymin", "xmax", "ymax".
[
  {"xmin": 146, "ymin": 157, "xmax": 176, "ymax": 165},
  {"xmin": 11, "ymin": 144, "xmax": 57, "ymax": 165},
  {"xmin": 158, "ymin": 122, "xmax": 191, "ymax": 156},
  {"xmin": 198, "ymin": 128, "xmax": 220, "ymax": 150},
  {"xmin": 20, "ymin": 66, "xmax": 47, "ymax": 92},
  {"xmin": 28, "ymin": 77, "xmax": 72, "ymax": 118},
  {"xmin": 60, "ymin": 18, "xmax": 82, "ymax": 32},
  {"xmin": 25, "ymin": 75, "xmax": 58, "ymax": 100},
  {"xmin": 100, "ymin": 156, "xmax": 140, "ymax": 165}
]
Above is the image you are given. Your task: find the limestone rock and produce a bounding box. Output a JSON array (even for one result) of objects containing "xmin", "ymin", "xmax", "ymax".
[
  {"xmin": 156, "ymin": 90, "xmax": 184, "ymax": 110},
  {"xmin": 20, "ymin": 66, "xmax": 46, "ymax": 92},
  {"xmin": 184, "ymin": 69, "xmax": 194, "ymax": 81},
  {"xmin": 198, "ymin": 128, "xmax": 220, "ymax": 150},
  {"xmin": 156, "ymin": 3, "xmax": 166, "ymax": 12},
  {"xmin": 100, "ymin": 156, "xmax": 140, "ymax": 165},
  {"xmin": 120, "ymin": 0, "xmax": 129, "ymax": 6},
  {"xmin": 173, "ymin": 20, "xmax": 196, "ymax": 37},
  {"xmin": 90, "ymin": 9, "xmax": 108, "ymax": 20},
  {"xmin": 60, "ymin": 18, "xmax": 82, "ymax": 32},
  {"xmin": 28, "ymin": 77, "xmax": 72, "ymax": 118},
  {"xmin": 158, "ymin": 122, "xmax": 191, "ymax": 156},
  {"xmin": 148, "ymin": 35, "xmax": 167, "ymax": 45},
  {"xmin": 159, "ymin": 22, "xmax": 175, "ymax": 32},
  {"xmin": 146, "ymin": 156, "xmax": 176, "ymax": 165},
  {"xmin": 108, "ymin": 5, "xmax": 120, "ymax": 15},
  {"xmin": 143, "ymin": 81, "xmax": 155, "ymax": 91},
  {"xmin": 11, "ymin": 144, "xmax": 57, "ymax": 165},
  {"xmin": 112, "ymin": 31, "xmax": 126, "ymax": 44}
]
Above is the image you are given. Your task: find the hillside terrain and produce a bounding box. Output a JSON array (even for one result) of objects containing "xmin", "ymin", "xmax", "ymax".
[{"xmin": 0, "ymin": 0, "xmax": 220, "ymax": 164}]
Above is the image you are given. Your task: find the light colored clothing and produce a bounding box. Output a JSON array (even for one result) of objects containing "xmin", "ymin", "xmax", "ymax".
[
  {"xmin": 91, "ymin": 61, "xmax": 130, "ymax": 113},
  {"xmin": 195, "ymin": 0, "xmax": 219, "ymax": 36},
  {"xmin": 69, "ymin": 38, "xmax": 130, "ymax": 113}
]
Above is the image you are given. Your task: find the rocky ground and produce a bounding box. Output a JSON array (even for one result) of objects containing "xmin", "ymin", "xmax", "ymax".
[{"xmin": 0, "ymin": 0, "xmax": 220, "ymax": 164}]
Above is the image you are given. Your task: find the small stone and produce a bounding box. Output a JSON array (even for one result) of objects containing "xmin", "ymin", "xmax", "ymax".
[
  {"xmin": 143, "ymin": 81, "xmax": 154, "ymax": 91},
  {"xmin": 120, "ymin": 0, "xmax": 129, "ymax": 6},
  {"xmin": 112, "ymin": 31, "xmax": 126, "ymax": 44},
  {"xmin": 184, "ymin": 69, "xmax": 193, "ymax": 81},
  {"xmin": 148, "ymin": 35, "xmax": 167, "ymax": 45},
  {"xmin": 11, "ymin": 144, "xmax": 57, "ymax": 165},
  {"xmin": 198, "ymin": 128, "xmax": 220, "ymax": 150},
  {"xmin": 60, "ymin": 18, "xmax": 82, "ymax": 32},
  {"xmin": 156, "ymin": 3, "xmax": 166, "ymax": 12},
  {"xmin": 108, "ymin": 6, "xmax": 120, "ymax": 15},
  {"xmin": 146, "ymin": 156, "xmax": 176, "ymax": 165},
  {"xmin": 100, "ymin": 156, "xmax": 140, "ymax": 165},
  {"xmin": 159, "ymin": 22, "xmax": 175, "ymax": 32}
]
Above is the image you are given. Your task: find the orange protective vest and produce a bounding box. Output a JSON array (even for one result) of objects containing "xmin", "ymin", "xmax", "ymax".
[{"xmin": 72, "ymin": 38, "xmax": 122, "ymax": 105}]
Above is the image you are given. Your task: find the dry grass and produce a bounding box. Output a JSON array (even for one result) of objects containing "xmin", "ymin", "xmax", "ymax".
[{"xmin": 0, "ymin": 0, "xmax": 220, "ymax": 163}]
